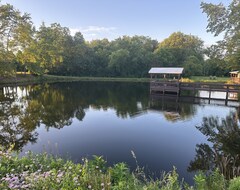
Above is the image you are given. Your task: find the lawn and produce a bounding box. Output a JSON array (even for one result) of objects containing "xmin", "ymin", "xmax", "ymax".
[{"xmin": 189, "ymin": 76, "xmax": 230, "ymax": 83}]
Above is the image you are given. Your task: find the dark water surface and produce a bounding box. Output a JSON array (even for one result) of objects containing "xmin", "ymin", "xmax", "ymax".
[{"xmin": 0, "ymin": 81, "xmax": 240, "ymax": 184}]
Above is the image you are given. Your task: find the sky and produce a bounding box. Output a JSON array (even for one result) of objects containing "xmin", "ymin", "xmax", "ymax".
[{"xmin": 1, "ymin": 0, "xmax": 232, "ymax": 45}]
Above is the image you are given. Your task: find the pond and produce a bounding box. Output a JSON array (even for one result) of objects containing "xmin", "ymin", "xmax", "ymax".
[{"xmin": 0, "ymin": 81, "xmax": 240, "ymax": 184}]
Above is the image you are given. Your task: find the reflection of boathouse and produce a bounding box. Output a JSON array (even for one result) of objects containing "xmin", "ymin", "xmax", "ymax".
[
  {"xmin": 149, "ymin": 67, "xmax": 184, "ymax": 95},
  {"xmin": 230, "ymin": 71, "xmax": 240, "ymax": 83}
]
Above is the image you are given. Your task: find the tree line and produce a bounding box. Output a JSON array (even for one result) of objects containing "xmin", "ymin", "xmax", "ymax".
[{"xmin": 0, "ymin": 1, "xmax": 239, "ymax": 78}]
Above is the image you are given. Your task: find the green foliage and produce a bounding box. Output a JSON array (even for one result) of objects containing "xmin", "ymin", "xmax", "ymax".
[
  {"xmin": 160, "ymin": 167, "xmax": 182, "ymax": 190},
  {"xmin": 153, "ymin": 32, "xmax": 205, "ymax": 76},
  {"xmin": 34, "ymin": 23, "xmax": 70, "ymax": 73},
  {"xmin": 194, "ymin": 170, "xmax": 227, "ymax": 190},
  {"xmin": 183, "ymin": 56, "xmax": 203, "ymax": 76},
  {"xmin": 0, "ymin": 2, "xmax": 34, "ymax": 76},
  {"xmin": 0, "ymin": 148, "xmax": 239, "ymax": 190},
  {"xmin": 201, "ymin": 0, "xmax": 240, "ymax": 71},
  {"xmin": 228, "ymin": 177, "xmax": 240, "ymax": 190}
]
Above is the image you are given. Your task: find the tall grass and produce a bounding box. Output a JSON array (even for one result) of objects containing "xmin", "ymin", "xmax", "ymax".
[{"xmin": 1, "ymin": 148, "xmax": 239, "ymax": 190}]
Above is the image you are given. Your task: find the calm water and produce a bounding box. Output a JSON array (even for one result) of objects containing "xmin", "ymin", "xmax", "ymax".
[{"xmin": 0, "ymin": 81, "xmax": 240, "ymax": 184}]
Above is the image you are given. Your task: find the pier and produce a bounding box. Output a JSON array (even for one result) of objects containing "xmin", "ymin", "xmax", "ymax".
[{"xmin": 150, "ymin": 81, "xmax": 240, "ymax": 104}]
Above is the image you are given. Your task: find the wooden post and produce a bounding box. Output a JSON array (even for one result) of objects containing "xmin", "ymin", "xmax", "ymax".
[
  {"xmin": 225, "ymin": 86, "xmax": 229, "ymax": 106},
  {"xmin": 208, "ymin": 89, "xmax": 211, "ymax": 104}
]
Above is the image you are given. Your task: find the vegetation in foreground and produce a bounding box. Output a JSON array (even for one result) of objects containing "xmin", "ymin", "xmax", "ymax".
[{"xmin": 0, "ymin": 149, "xmax": 240, "ymax": 190}]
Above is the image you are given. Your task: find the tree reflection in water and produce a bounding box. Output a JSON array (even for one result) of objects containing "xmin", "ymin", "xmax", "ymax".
[
  {"xmin": 188, "ymin": 111, "xmax": 240, "ymax": 179},
  {"xmin": 0, "ymin": 86, "xmax": 38, "ymax": 151},
  {"xmin": 0, "ymin": 82, "xmax": 150, "ymax": 151}
]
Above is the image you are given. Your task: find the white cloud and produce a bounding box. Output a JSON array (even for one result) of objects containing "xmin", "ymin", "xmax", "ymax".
[
  {"xmin": 81, "ymin": 26, "xmax": 117, "ymax": 33},
  {"xmin": 70, "ymin": 26, "xmax": 117, "ymax": 41},
  {"xmin": 70, "ymin": 28, "xmax": 80, "ymax": 36}
]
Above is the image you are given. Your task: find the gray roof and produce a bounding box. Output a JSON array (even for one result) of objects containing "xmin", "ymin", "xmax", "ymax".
[
  {"xmin": 148, "ymin": 67, "xmax": 184, "ymax": 74},
  {"xmin": 230, "ymin": 71, "xmax": 239, "ymax": 74}
]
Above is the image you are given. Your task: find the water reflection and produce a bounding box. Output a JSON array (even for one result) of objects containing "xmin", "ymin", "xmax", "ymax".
[
  {"xmin": 0, "ymin": 86, "xmax": 38, "ymax": 151},
  {"xmin": 0, "ymin": 82, "xmax": 149, "ymax": 150},
  {"xmin": 149, "ymin": 95, "xmax": 197, "ymax": 122},
  {"xmin": 188, "ymin": 112, "xmax": 240, "ymax": 179}
]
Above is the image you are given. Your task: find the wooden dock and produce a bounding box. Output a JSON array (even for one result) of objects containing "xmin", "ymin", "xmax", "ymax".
[{"xmin": 150, "ymin": 81, "xmax": 240, "ymax": 102}]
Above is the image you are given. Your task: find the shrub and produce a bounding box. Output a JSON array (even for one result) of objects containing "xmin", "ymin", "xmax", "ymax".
[{"xmin": 228, "ymin": 177, "xmax": 240, "ymax": 190}]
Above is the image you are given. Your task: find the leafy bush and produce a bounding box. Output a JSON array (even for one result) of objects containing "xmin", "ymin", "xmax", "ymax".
[{"xmin": 228, "ymin": 177, "xmax": 240, "ymax": 190}]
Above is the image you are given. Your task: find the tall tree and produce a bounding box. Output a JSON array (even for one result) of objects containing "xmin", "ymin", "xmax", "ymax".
[
  {"xmin": 34, "ymin": 23, "xmax": 70, "ymax": 73},
  {"xmin": 201, "ymin": 0, "xmax": 240, "ymax": 70},
  {"xmin": 89, "ymin": 39, "xmax": 111, "ymax": 76},
  {"xmin": 154, "ymin": 32, "xmax": 205, "ymax": 72},
  {"xmin": 0, "ymin": 2, "xmax": 33, "ymax": 76},
  {"xmin": 109, "ymin": 36, "xmax": 155, "ymax": 77}
]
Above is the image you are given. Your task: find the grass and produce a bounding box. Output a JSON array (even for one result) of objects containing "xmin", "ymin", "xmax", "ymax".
[
  {"xmin": 0, "ymin": 74, "xmax": 232, "ymax": 86},
  {"xmin": 189, "ymin": 76, "xmax": 230, "ymax": 83},
  {"xmin": 1, "ymin": 148, "xmax": 240, "ymax": 190},
  {"xmin": 0, "ymin": 74, "xmax": 150, "ymax": 86}
]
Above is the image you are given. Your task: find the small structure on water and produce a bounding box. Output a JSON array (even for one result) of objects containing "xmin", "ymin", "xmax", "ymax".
[
  {"xmin": 230, "ymin": 71, "xmax": 240, "ymax": 83},
  {"xmin": 149, "ymin": 67, "xmax": 184, "ymax": 81},
  {"xmin": 148, "ymin": 67, "xmax": 184, "ymax": 94}
]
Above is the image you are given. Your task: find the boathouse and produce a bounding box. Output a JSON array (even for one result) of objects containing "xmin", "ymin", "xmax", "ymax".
[
  {"xmin": 148, "ymin": 67, "xmax": 184, "ymax": 94},
  {"xmin": 230, "ymin": 71, "xmax": 240, "ymax": 83}
]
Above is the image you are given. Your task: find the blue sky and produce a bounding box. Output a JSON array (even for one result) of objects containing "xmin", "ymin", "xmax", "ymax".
[{"xmin": 1, "ymin": 0, "xmax": 231, "ymax": 45}]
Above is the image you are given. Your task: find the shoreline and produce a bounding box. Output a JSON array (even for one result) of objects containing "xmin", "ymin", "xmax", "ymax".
[
  {"xmin": 0, "ymin": 74, "xmax": 230, "ymax": 87},
  {"xmin": 0, "ymin": 75, "xmax": 150, "ymax": 87}
]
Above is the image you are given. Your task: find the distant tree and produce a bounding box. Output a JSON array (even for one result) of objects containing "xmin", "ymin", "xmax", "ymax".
[
  {"xmin": 183, "ymin": 56, "xmax": 203, "ymax": 76},
  {"xmin": 59, "ymin": 31, "xmax": 95, "ymax": 76},
  {"xmin": 204, "ymin": 46, "xmax": 229, "ymax": 76},
  {"xmin": 201, "ymin": 0, "xmax": 240, "ymax": 70},
  {"xmin": 109, "ymin": 49, "xmax": 130, "ymax": 77},
  {"xmin": 88, "ymin": 39, "xmax": 111, "ymax": 76},
  {"xmin": 153, "ymin": 48, "xmax": 177, "ymax": 67},
  {"xmin": 158, "ymin": 32, "xmax": 205, "ymax": 61},
  {"xmin": 34, "ymin": 23, "xmax": 70, "ymax": 73},
  {"xmin": 153, "ymin": 32, "xmax": 205, "ymax": 74},
  {"xmin": 109, "ymin": 36, "xmax": 155, "ymax": 77}
]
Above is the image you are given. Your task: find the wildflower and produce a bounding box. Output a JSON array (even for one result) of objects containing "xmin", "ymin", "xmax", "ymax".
[
  {"xmin": 88, "ymin": 185, "xmax": 92, "ymax": 189},
  {"xmin": 11, "ymin": 176, "xmax": 18, "ymax": 181},
  {"xmin": 4, "ymin": 177, "xmax": 11, "ymax": 181},
  {"xmin": 57, "ymin": 172, "xmax": 64, "ymax": 178},
  {"xmin": 9, "ymin": 183, "xmax": 14, "ymax": 188},
  {"xmin": 101, "ymin": 183, "xmax": 104, "ymax": 186},
  {"xmin": 13, "ymin": 185, "xmax": 20, "ymax": 189}
]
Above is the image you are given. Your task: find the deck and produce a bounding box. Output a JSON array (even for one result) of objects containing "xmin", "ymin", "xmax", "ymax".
[{"xmin": 150, "ymin": 81, "xmax": 240, "ymax": 102}]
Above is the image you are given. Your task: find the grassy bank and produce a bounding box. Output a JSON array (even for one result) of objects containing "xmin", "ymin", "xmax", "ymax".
[
  {"xmin": 0, "ymin": 74, "xmax": 150, "ymax": 86},
  {"xmin": 189, "ymin": 76, "xmax": 229, "ymax": 83},
  {"xmin": 0, "ymin": 150, "xmax": 240, "ymax": 190},
  {"xmin": 0, "ymin": 74, "xmax": 231, "ymax": 86}
]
